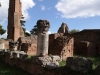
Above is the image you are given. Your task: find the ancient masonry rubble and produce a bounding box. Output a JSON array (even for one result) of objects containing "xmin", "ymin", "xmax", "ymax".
[
  {"xmin": 57, "ymin": 22, "xmax": 69, "ymax": 33},
  {"xmin": 49, "ymin": 34, "xmax": 74, "ymax": 60},
  {"xmin": 37, "ymin": 19, "xmax": 50, "ymax": 56},
  {"xmin": 7, "ymin": 0, "xmax": 24, "ymax": 41},
  {"xmin": 18, "ymin": 35, "xmax": 37, "ymax": 55},
  {"xmin": 71, "ymin": 29, "xmax": 100, "ymax": 56}
]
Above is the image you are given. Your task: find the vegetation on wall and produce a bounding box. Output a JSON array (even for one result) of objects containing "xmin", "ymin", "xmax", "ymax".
[{"xmin": 69, "ymin": 29, "xmax": 80, "ymax": 34}]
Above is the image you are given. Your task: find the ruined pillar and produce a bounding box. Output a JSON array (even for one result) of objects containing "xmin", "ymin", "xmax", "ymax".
[
  {"xmin": 37, "ymin": 20, "xmax": 50, "ymax": 56},
  {"xmin": 7, "ymin": 0, "xmax": 24, "ymax": 41}
]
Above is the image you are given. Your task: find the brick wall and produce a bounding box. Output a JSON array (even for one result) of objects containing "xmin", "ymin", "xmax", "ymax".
[{"xmin": 49, "ymin": 35, "xmax": 74, "ymax": 60}]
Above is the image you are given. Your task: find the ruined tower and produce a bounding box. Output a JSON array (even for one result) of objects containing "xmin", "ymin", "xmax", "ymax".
[
  {"xmin": 37, "ymin": 19, "xmax": 50, "ymax": 56},
  {"xmin": 57, "ymin": 22, "xmax": 69, "ymax": 33},
  {"xmin": 7, "ymin": 0, "xmax": 24, "ymax": 41}
]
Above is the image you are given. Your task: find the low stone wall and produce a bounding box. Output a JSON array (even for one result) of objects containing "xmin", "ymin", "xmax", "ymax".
[{"xmin": 0, "ymin": 53, "xmax": 55, "ymax": 75}]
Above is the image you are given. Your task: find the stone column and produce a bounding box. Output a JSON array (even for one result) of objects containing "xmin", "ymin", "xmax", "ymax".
[{"xmin": 37, "ymin": 19, "xmax": 50, "ymax": 56}]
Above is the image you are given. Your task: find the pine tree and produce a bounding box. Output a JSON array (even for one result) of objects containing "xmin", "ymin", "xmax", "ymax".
[
  {"xmin": 20, "ymin": 15, "xmax": 31, "ymax": 37},
  {"xmin": 30, "ymin": 25, "xmax": 38, "ymax": 35}
]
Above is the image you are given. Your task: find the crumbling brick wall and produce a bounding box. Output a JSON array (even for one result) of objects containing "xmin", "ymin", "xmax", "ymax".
[
  {"xmin": 21, "ymin": 43, "xmax": 37, "ymax": 55},
  {"xmin": 49, "ymin": 33, "xmax": 64, "ymax": 46},
  {"xmin": 65, "ymin": 29, "xmax": 100, "ymax": 55},
  {"xmin": 49, "ymin": 35, "xmax": 74, "ymax": 60},
  {"xmin": 74, "ymin": 41, "xmax": 96, "ymax": 56},
  {"xmin": 18, "ymin": 35, "xmax": 37, "ymax": 55},
  {"xmin": 0, "ymin": 39, "xmax": 12, "ymax": 49}
]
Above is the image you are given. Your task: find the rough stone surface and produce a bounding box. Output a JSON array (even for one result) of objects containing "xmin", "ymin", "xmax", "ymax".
[
  {"xmin": 66, "ymin": 57, "xmax": 93, "ymax": 73},
  {"xmin": 18, "ymin": 35, "xmax": 37, "ymax": 55},
  {"xmin": 7, "ymin": 0, "xmax": 24, "ymax": 41},
  {"xmin": 74, "ymin": 41, "xmax": 96, "ymax": 56},
  {"xmin": 57, "ymin": 22, "xmax": 69, "ymax": 33},
  {"xmin": 21, "ymin": 43, "xmax": 37, "ymax": 55},
  {"xmin": 37, "ymin": 19, "xmax": 50, "ymax": 34},
  {"xmin": 9, "ymin": 41, "xmax": 19, "ymax": 51},
  {"xmin": 0, "ymin": 39, "xmax": 11, "ymax": 49},
  {"xmin": 37, "ymin": 19, "xmax": 50, "ymax": 56},
  {"xmin": 51, "ymin": 55, "xmax": 61, "ymax": 62},
  {"xmin": 45, "ymin": 62, "xmax": 59, "ymax": 70},
  {"xmin": 49, "ymin": 35, "xmax": 74, "ymax": 60},
  {"xmin": 0, "ymin": 43, "xmax": 4, "ymax": 49},
  {"xmin": 34, "ymin": 56, "xmax": 52, "ymax": 66},
  {"xmin": 71, "ymin": 29, "xmax": 100, "ymax": 56}
]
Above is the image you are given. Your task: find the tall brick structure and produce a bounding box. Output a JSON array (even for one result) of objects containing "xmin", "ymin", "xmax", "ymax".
[{"xmin": 7, "ymin": 0, "xmax": 24, "ymax": 41}]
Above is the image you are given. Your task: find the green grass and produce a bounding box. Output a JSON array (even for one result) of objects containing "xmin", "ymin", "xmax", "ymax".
[
  {"xmin": 89, "ymin": 56, "xmax": 100, "ymax": 69},
  {"xmin": 0, "ymin": 60, "xmax": 31, "ymax": 75},
  {"xmin": 57, "ymin": 56, "xmax": 100, "ymax": 75},
  {"xmin": 59, "ymin": 60, "xmax": 66, "ymax": 67}
]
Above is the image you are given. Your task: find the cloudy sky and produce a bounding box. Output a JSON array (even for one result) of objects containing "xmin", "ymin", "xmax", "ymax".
[{"xmin": 0, "ymin": 0, "xmax": 100, "ymax": 38}]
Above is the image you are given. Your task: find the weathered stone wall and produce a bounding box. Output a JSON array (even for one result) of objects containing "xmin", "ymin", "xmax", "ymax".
[
  {"xmin": 74, "ymin": 41, "xmax": 96, "ymax": 56},
  {"xmin": 21, "ymin": 43, "xmax": 37, "ymax": 55},
  {"xmin": 49, "ymin": 35, "xmax": 74, "ymax": 60},
  {"xmin": 0, "ymin": 39, "xmax": 12, "ymax": 49},
  {"xmin": 49, "ymin": 33, "xmax": 64, "ymax": 46},
  {"xmin": 18, "ymin": 35, "xmax": 37, "ymax": 55},
  {"xmin": 64, "ymin": 29, "xmax": 100, "ymax": 55},
  {"xmin": 0, "ymin": 54, "xmax": 55, "ymax": 75}
]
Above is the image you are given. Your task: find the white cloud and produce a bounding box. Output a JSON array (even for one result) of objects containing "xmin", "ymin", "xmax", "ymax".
[
  {"xmin": 0, "ymin": 32, "xmax": 7, "ymax": 39},
  {"xmin": 55, "ymin": 0, "xmax": 100, "ymax": 18},
  {"xmin": 41, "ymin": 5, "xmax": 45, "ymax": 11},
  {"xmin": 26, "ymin": 30, "xmax": 30, "ymax": 33},
  {"xmin": 48, "ymin": 31, "xmax": 51, "ymax": 34},
  {"xmin": 0, "ymin": 0, "xmax": 9, "ymax": 22},
  {"xmin": 21, "ymin": 0, "xmax": 35, "ymax": 20},
  {"xmin": 0, "ymin": 0, "xmax": 35, "ymax": 24}
]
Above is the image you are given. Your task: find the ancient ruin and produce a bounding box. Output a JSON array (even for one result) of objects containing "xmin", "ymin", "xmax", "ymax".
[
  {"xmin": 7, "ymin": 0, "xmax": 24, "ymax": 41},
  {"xmin": 0, "ymin": 0, "xmax": 100, "ymax": 74},
  {"xmin": 18, "ymin": 35, "xmax": 37, "ymax": 55},
  {"xmin": 9, "ymin": 41, "xmax": 19, "ymax": 51},
  {"xmin": 57, "ymin": 22, "xmax": 69, "ymax": 33},
  {"xmin": 37, "ymin": 19, "xmax": 50, "ymax": 56},
  {"xmin": 49, "ymin": 33, "xmax": 74, "ymax": 60},
  {"xmin": 71, "ymin": 29, "xmax": 100, "ymax": 56}
]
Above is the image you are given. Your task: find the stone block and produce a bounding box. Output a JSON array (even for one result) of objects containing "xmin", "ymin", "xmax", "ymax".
[
  {"xmin": 51, "ymin": 55, "xmax": 61, "ymax": 62},
  {"xmin": 45, "ymin": 62, "xmax": 59, "ymax": 70},
  {"xmin": 34, "ymin": 56, "xmax": 52, "ymax": 66},
  {"xmin": 12, "ymin": 52, "xmax": 19, "ymax": 58},
  {"xmin": 0, "ymin": 43, "xmax": 4, "ymax": 49},
  {"xmin": 66, "ymin": 57, "xmax": 93, "ymax": 73}
]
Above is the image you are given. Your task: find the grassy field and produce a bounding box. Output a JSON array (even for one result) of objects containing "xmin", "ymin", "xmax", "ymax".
[
  {"xmin": 57, "ymin": 56, "xmax": 100, "ymax": 75},
  {"xmin": 59, "ymin": 56, "xmax": 100, "ymax": 68},
  {"xmin": 0, "ymin": 60, "xmax": 31, "ymax": 75}
]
